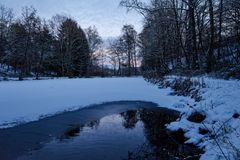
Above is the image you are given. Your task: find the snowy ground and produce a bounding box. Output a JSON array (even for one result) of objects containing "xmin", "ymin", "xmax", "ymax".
[
  {"xmin": 0, "ymin": 77, "xmax": 239, "ymax": 160},
  {"xmin": 167, "ymin": 77, "xmax": 240, "ymax": 160},
  {"xmin": 0, "ymin": 77, "xmax": 192, "ymax": 128}
]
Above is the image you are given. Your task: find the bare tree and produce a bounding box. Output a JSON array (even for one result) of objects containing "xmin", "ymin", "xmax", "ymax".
[
  {"xmin": 121, "ymin": 25, "xmax": 137, "ymax": 76},
  {"xmin": 206, "ymin": 0, "xmax": 215, "ymax": 73},
  {"xmin": 0, "ymin": 5, "xmax": 14, "ymax": 67},
  {"xmin": 121, "ymin": 0, "xmax": 240, "ymax": 78},
  {"xmin": 85, "ymin": 26, "xmax": 103, "ymax": 75}
]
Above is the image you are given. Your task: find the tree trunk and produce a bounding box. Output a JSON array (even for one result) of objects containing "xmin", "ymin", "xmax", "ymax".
[
  {"xmin": 207, "ymin": 0, "xmax": 215, "ymax": 73},
  {"xmin": 188, "ymin": 0, "xmax": 199, "ymax": 70},
  {"xmin": 217, "ymin": 0, "xmax": 223, "ymax": 59}
]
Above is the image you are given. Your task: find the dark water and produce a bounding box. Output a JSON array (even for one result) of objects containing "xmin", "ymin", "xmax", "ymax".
[{"xmin": 0, "ymin": 101, "xmax": 202, "ymax": 160}]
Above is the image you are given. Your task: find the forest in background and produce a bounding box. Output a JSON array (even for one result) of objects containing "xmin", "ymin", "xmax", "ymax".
[
  {"xmin": 0, "ymin": 0, "xmax": 240, "ymax": 80},
  {"xmin": 120, "ymin": 0, "xmax": 240, "ymax": 79},
  {"xmin": 0, "ymin": 5, "xmax": 140, "ymax": 79}
]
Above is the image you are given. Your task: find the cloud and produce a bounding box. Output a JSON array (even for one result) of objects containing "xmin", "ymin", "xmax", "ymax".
[{"xmin": 0, "ymin": 0, "xmax": 143, "ymax": 38}]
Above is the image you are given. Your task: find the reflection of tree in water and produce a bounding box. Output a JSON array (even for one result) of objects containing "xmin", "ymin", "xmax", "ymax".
[
  {"xmin": 60, "ymin": 108, "xmax": 202, "ymax": 159},
  {"xmin": 85, "ymin": 120, "xmax": 100, "ymax": 129},
  {"xmin": 61, "ymin": 120, "xmax": 100, "ymax": 140},
  {"xmin": 120, "ymin": 110, "xmax": 139, "ymax": 129},
  {"xmin": 124, "ymin": 109, "xmax": 202, "ymax": 160}
]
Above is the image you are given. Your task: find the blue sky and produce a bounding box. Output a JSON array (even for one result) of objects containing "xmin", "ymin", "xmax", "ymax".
[{"xmin": 1, "ymin": 0, "xmax": 144, "ymax": 39}]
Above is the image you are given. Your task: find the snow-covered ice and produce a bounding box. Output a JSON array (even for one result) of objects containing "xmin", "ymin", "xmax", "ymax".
[{"xmin": 0, "ymin": 77, "xmax": 192, "ymax": 128}]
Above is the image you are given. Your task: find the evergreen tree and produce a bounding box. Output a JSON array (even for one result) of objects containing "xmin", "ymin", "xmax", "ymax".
[
  {"xmin": 7, "ymin": 22, "xmax": 27, "ymax": 80},
  {"xmin": 57, "ymin": 18, "xmax": 90, "ymax": 77},
  {"xmin": 34, "ymin": 21, "xmax": 55, "ymax": 79}
]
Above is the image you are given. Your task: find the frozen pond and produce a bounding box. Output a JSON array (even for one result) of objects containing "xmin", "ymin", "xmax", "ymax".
[{"xmin": 0, "ymin": 101, "xmax": 202, "ymax": 160}]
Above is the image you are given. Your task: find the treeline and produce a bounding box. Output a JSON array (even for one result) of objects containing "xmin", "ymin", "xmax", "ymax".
[
  {"xmin": 0, "ymin": 5, "xmax": 141, "ymax": 79},
  {"xmin": 0, "ymin": 6, "xmax": 92, "ymax": 79},
  {"xmin": 121, "ymin": 0, "xmax": 240, "ymax": 77}
]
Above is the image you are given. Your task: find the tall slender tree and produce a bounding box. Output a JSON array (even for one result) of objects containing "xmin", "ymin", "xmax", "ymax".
[{"xmin": 57, "ymin": 18, "xmax": 90, "ymax": 77}]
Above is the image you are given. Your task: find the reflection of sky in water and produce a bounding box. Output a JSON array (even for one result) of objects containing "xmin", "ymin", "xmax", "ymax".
[
  {"xmin": 7, "ymin": 105, "xmax": 199, "ymax": 160},
  {"xmin": 18, "ymin": 114, "xmax": 146, "ymax": 160},
  {"xmin": 1, "ymin": 0, "xmax": 144, "ymax": 38}
]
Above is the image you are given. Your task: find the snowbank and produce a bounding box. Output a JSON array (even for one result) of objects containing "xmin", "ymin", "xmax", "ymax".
[{"xmin": 167, "ymin": 77, "xmax": 240, "ymax": 160}]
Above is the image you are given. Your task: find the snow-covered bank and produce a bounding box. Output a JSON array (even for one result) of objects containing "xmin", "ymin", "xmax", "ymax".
[
  {"xmin": 166, "ymin": 77, "xmax": 240, "ymax": 160},
  {"xmin": 0, "ymin": 77, "xmax": 192, "ymax": 128}
]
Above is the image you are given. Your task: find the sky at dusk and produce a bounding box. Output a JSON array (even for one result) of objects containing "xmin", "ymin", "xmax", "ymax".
[{"xmin": 1, "ymin": 0, "xmax": 144, "ymax": 39}]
